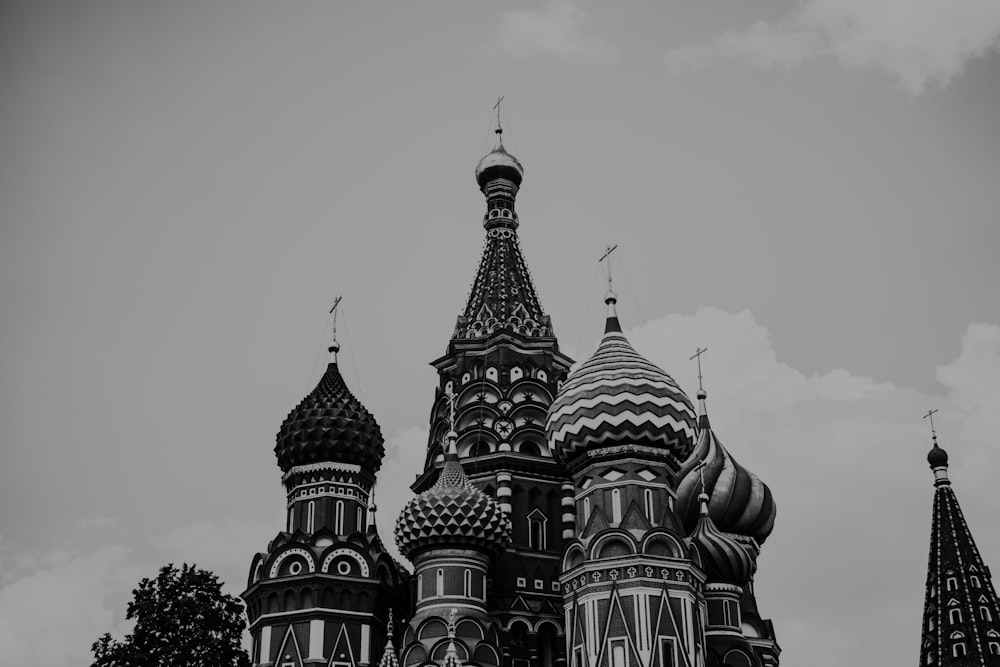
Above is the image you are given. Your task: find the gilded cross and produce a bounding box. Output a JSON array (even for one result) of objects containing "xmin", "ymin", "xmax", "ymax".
[
  {"xmin": 923, "ymin": 408, "xmax": 939, "ymax": 441},
  {"xmin": 493, "ymin": 96, "xmax": 505, "ymax": 138},
  {"xmin": 690, "ymin": 347, "xmax": 708, "ymax": 392},
  {"xmin": 599, "ymin": 244, "xmax": 618, "ymax": 291}
]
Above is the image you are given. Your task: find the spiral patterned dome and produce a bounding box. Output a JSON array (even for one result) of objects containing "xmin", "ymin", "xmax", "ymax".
[
  {"xmin": 546, "ymin": 295, "xmax": 697, "ymax": 466},
  {"xmin": 475, "ymin": 143, "xmax": 524, "ymax": 188},
  {"xmin": 675, "ymin": 391, "xmax": 776, "ymax": 544},
  {"xmin": 395, "ymin": 438, "xmax": 511, "ymax": 558},
  {"xmin": 690, "ymin": 493, "xmax": 756, "ymax": 586},
  {"xmin": 275, "ymin": 352, "xmax": 385, "ymax": 474}
]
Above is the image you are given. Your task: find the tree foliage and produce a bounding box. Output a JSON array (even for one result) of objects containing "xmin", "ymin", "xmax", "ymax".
[{"xmin": 91, "ymin": 563, "xmax": 250, "ymax": 667}]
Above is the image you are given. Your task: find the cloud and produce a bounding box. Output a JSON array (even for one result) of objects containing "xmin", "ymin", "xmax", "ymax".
[
  {"xmin": 664, "ymin": 0, "xmax": 1000, "ymax": 94},
  {"xmin": 493, "ymin": 0, "xmax": 615, "ymax": 62},
  {"xmin": 616, "ymin": 308, "xmax": 1000, "ymax": 667},
  {"xmin": 0, "ymin": 538, "xmax": 141, "ymax": 667}
]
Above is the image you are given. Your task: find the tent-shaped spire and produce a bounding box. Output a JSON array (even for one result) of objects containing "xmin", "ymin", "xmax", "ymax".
[{"xmin": 919, "ymin": 434, "xmax": 1000, "ymax": 666}]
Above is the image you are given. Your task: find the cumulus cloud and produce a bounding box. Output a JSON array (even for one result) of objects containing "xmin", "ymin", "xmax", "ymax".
[
  {"xmin": 618, "ymin": 308, "xmax": 1000, "ymax": 667},
  {"xmin": 493, "ymin": 0, "xmax": 615, "ymax": 62},
  {"xmin": 664, "ymin": 0, "xmax": 1000, "ymax": 94},
  {"xmin": 0, "ymin": 539, "xmax": 141, "ymax": 667}
]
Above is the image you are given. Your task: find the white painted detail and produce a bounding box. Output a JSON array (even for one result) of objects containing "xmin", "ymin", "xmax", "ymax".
[
  {"xmin": 360, "ymin": 624, "xmax": 370, "ymax": 664},
  {"xmin": 259, "ymin": 625, "xmax": 272, "ymax": 665},
  {"xmin": 321, "ymin": 548, "xmax": 370, "ymax": 577},
  {"xmin": 309, "ymin": 619, "xmax": 324, "ymax": 660}
]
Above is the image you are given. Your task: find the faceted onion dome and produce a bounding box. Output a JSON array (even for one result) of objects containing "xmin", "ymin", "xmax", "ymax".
[
  {"xmin": 475, "ymin": 143, "xmax": 524, "ymax": 188},
  {"xmin": 274, "ymin": 352, "xmax": 385, "ymax": 474},
  {"xmin": 675, "ymin": 391, "xmax": 776, "ymax": 544},
  {"xmin": 395, "ymin": 437, "xmax": 512, "ymax": 558},
  {"xmin": 546, "ymin": 294, "xmax": 697, "ymax": 465},
  {"xmin": 927, "ymin": 440, "xmax": 949, "ymax": 468},
  {"xmin": 690, "ymin": 493, "xmax": 756, "ymax": 586}
]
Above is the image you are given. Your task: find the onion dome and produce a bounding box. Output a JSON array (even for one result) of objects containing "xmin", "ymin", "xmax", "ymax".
[
  {"xmin": 675, "ymin": 391, "xmax": 776, "ymax": 544},
  {"xmin": 275, "ymin": 343, "xmax": 385, "ymax": 474},
  {"xmin": 690, "ymin": 493, "xmax": 756, "ymax": 586},
  {"xmin": 546, "ymin": 292, "xmax": 697, "ymax": 466},
  {"xmin": 395, "ymin": 434, "xmax": 511, "ymax": 559},
  {"xmin": 927, "ymin": 440, "xmax": 949, "ymax": 468},
  {"xmin": 475, "ymin": 143, "xmax": 523, "ymax": 188}
]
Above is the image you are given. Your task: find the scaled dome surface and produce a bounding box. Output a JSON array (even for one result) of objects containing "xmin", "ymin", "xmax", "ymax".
[
  {"xmin": 275, "ymin": 359, "xmax": 385, "ymax": 474},
  {"xmin": 546, "ymin": 300, "xmax": 697, "ymax": 465},
  {"xmin": 395, "ymin": 443, "xmax": 511, "ymax": 558}
]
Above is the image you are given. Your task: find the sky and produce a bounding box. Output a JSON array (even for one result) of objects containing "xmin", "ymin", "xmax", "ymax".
[{"xmin": 1, "ymin": 1, "xmax": 999, "ymax": 665}]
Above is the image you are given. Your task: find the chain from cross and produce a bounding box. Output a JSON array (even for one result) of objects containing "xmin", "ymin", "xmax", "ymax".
[
  {"xmin": 690, "ymin": 347, "xmax": 708, "ymax": 392},
  {"xmin": 923, "ymin": 408, "xmax": 939, "ymax": 440},
  {"xmin": 599, "ymin": 244, "xmax": 618, "ymax": 291},
  {"xmin": 493, "ymin": 96, "xmax": 504, "ymax": 137}
]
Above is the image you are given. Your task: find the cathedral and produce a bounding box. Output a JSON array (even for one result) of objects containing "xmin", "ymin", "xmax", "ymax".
[{"xmin": 240, "ymin": 130, "xmax": 782, "ymax": 667}]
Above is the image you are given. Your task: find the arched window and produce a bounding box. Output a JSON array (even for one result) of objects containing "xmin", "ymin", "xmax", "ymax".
[
  {"xmin": 417, "ymin": 572, "xmax": 423, "ymax": 599},
  {"xmin": 357, "ymin": 506, "xmax": 363, "ymax": 530},
  {"xmin": 947, "ymin": 577, "xmax": 958, "ymax": 591},
  {"xmin": 611, "ymin": 489, "xmax": 622, "ymax": 524},
  {"xmin": 644, "ymin": 489, "xmax": 655, "ymax": 521},
  {"xmin": 952, "ymin": 642, "xmax": 967, "ymax": 658},
  {"xmin": 949, "ymin": 609, "xmax": 962, "ymax": 624},
  {"xmin": 988, "ymin": 642, "xmax": 1000, "ymax": 656},
  {"xmin": 528, "ymin": 510, "xmax": 547, "ymax": 550},
  {"xmin": 335, "ymin": 500, "xmax": 345, "ymax": 534},
  {"xmin": 583, "ymin": 497, "xmax": 591, "ymax": 521},
  {"xmin": 436, "ymin": 568, "xmax": 444, "ymax": 596},
  {"xmin": 981, "ymin": 606, "xmax": 993, "ymax": 621},
  {"xmin": 464, "ymin": 569, "xmax": 472, "ymax": 597},
  {"xmin": 287, "ymin": 506, "xmax": 294, "ymax": 532},
  {"xmin": 928, "ymin": 616, "xmax": 936, "ymax": 631},
  {"xmin": 307, "ymin": 501, "xmax": 316, "ymax": 533},
  {"xmin": 971, "ymin": 575, "xmax": 982, "ymax": 588}
]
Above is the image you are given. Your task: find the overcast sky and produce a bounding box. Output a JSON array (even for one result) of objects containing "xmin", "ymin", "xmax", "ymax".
[{"xmin": 2, "ymin": 2, "xmax": 999, "ymax": 666}]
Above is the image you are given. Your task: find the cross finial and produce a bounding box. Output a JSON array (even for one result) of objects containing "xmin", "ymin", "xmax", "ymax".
[
  {"xmin": 493, "ymin": 96, "xmax": 505, "ymax": 142},
  {"xmin": 689, "ymin": 347, "xmax": 708, "ymax": 392},
  {"xmin": 328, "ymin": 295, "xmax": 343, "ymax": 359},
  {"xmin": 599, "ymin": 244, "xmax": 618, "ymax": 292},
  {"xmin": 386, "ymin": 608, "xmax": 394, "ymax": 639},
  {"xmin": 923, "ymin": 408, "xmax": 939, "ymax": 443}
]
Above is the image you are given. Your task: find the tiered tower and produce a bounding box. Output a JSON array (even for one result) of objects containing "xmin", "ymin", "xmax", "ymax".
[
  {"xmin": 919, "ymin": 431, "xmax": 1000, "ymax": 666},
  {"xmin": 243, "ymin": 336, "xmax": 408, "ymax": 667},
  {"xmin": 408, "ymin": 132, "xmax": 574, "ymax": 667}
]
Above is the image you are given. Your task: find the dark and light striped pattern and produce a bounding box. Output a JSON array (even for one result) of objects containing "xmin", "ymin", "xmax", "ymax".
[
  {"xmin": 675, "ymin": 398, "xmax": 776, "ymax": 545},
  {"xmin": 546, "ymin": 330, "xmax": 696, "ymax": 464},
  {"xmin": 690, "ymin": 495, "xmax": 756, "ymax": 586}
]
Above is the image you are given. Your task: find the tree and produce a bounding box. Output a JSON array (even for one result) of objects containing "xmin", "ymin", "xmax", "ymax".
[{"xmin": 91, "ymin": 563, "xmax": 251, "ymax": 667}]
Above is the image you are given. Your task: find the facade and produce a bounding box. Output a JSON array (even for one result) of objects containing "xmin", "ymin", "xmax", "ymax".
[
  {"xmin": 244, "ymin": 135, "xmax": 781, "ymax": 667},
  {"xmin": 919, "ymin": 436, "xmax": 1000, "ymax": 666}
]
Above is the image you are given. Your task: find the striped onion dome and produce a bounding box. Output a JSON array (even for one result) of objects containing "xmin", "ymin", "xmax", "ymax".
[
  {"xmin": 675, "ymin": 391, "xmax": 776, "ymax": 544},
  {"xmin": 395, "ymin": 434, "xmax": 511, "ymax": 559},
  {"xmin": 546, "ymin": 292, "xmax": 697, "ymax": 466},
  {"xmin": 690, "ymin": 492, "xmax": 756, "ymax": 586},
  {"xmin": 275, "ymin": 343, "xmax": 385, "ymax": 474}
]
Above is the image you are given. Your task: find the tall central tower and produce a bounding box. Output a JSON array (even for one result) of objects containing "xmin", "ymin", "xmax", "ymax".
[{"xmin": 408, "ymin": 135, "xmax": 574, "ymax": 667}]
